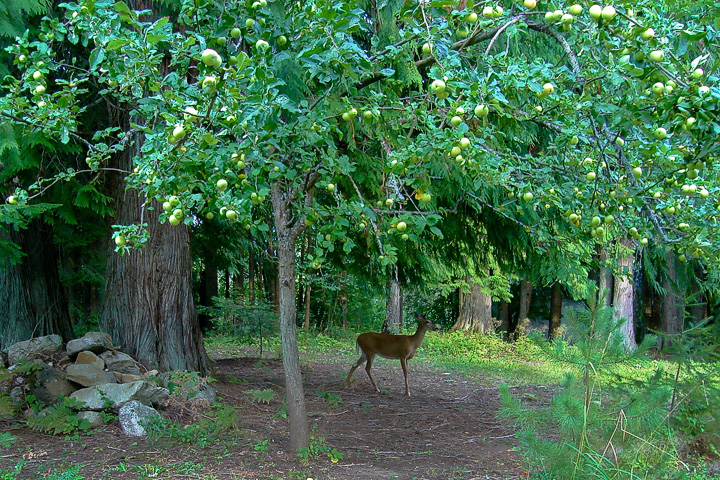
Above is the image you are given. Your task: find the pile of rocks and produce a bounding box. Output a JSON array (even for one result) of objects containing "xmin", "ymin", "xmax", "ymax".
[{"xmin": 2, "ymin": 332, "xmax": 213, "ymax": 436}]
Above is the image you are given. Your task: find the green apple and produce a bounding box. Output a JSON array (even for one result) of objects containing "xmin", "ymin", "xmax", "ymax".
[
  {"xmin": 459, "ymin": 137, "xmax": 471, "ymax": 149},
  {"xmin": 640, "ymin": 237, "xmax": 648, "ymax": 245},
  {"xmin": 654, "ymin": 127, "xmax": 667, "ymax": 139},
  {"xmin": 482, "ymin": 6, "xmax": 494, "ymax": 17},
  {"xmin": 455, "ymin": 155, "xmax": 464, "ymax": 163},
  {"xmin": 586, "ymin": 172, "xmax": 596, "ymax": 181},
  {"xmin": 172, "ymin": 124, "xmax": 186, "ymax": 141},
  {"xmin": 666, "ymin": 206, "xmax": 676, "ymax": 214},
  {"xmin": 450, "ymin": 146, "xmax": 462, "ymax": 157},
  {"xmin": 255, "ymin": 39, "xmax": 270, "ymax": 51},
  {"xmin": 601, "ymin": 5, "xmax": 616, "ymax": 21},
  {"xmin": 18, "ymin": 54, "xmax": 27, "ymax": 63},
  {"xmin": 569, "ymin": 213, "xmax": 578, "ymax": 223},
  {"xmin": 402, "ymin": 234, "xmax": 409, "ymax": 241},
  {"xmin": 34, "ymin": 85, "xmax": 46, "ymax": 95},
  {"xmin": 616, "ymin": 137, "xmax": 625, "ymax": 146},
  {"xmin": 652, "ymin": 82, "xmax": 665, "ymax": 95},
  {"xmin": 699, "ymin": 85, "xmax": 710, "ymax": 96},
  {"xmin": 430, "ymin": 79, "xmax": 446, "ymax": 94},
  {"xmin": 168, "ymin": 196, "xmax": 180, "ymax": 207},
  {"xmin": 115, "ymin": 235, "xmax": 127, "ymax": 246},
  {"xmin": 386, "ymin": 198, "xmax": 394, "ymax": 207},
  {"xmin": 162, "ymin": 201, "xmax": 172, "ymax": 211},
  {"xmin": 561, "ymin": 13, "xmax": 574, "ymax": 24},
  {"xmin": 327, "ymin": 183, "xmax": 335, "ymax": 193},
  {"xmin": 201, "ymin": 48, "xmax": 222, "ymax": 68},
  {"xmin": 465, "ymin": 12, "xmax": 478, "ymax": 22},
  {"xmin": 348, "ymin": 107, "xmax": 358, "ymax": 118},
  {"xmin": 649, "ymin": 50, "xmax": 665, "ymax": 62},
  {"xmin": 632, "ymin": 167, "xmax": 642, "ymax": 178},
  {"xmin": 397, "ymin": 221, "xmax": 407, "ymax": 231},
  {"xmin": 450, "ymin": 116, "xmax": 463, "ymax": 127},
  {"xmin": 692, "ymin": 68, "xmax": 704, "ymax": 79},
  {"xmin": 640, "ymin": 28, "xmax": 655, "ymax": 41},
  {"xmin": 277, "ymin": 35, "xmax": 287, "ymax": 46},
  {"xmin": 183, "ymin": 106, "xmax": 200, "ymax": 123},
  {"xmin": 604, "ymin": 215, "xmax": 614, "ymax": 224},
  {"xmin": 495, "ymin": 5, "xmax": 504, "ymax": 16},
  {"xmin": 700, "ymin": 188, "xmax": 709, "ymax": 198},
  {"xmin": 568, "ymin": 4, "xmax": 582, "ymax": 15},
  {"xmin": 359, "ymin": 222, "xmax": 366, "ymax": 229},
  {"xmin": 168, "ymin": 215, "xmax": 181, "ymax": 226},
  {"xmin": 685, "ymin": 116, "xmax": 696, "ymax": 129},
  {"xmin": 231, "ymin": 27, "xmax": 242, "ymax": 39},
  {"xmin": 225, "ymin": 209, "xmax": 237, "ymax": 220},
  {"xmin": 535, "ymin": 105, "xmax": 543, "ymax": 112},
  {"xmin": 420, "ymin": 192, "xmax": 432, "ymax": 204},
  {"xmin": 363, "ymin": 110, "xmax": 373, "ymax": 120},
  {"xmin": 172, "ymin": 208, "xmax": 184, "ymax": 219},
  {"xmin": 32, "ymin": 70, "xmax": 43, "ymax": 80},
  {"xmin": 591, "ymin": 216, "xmax": 601, "ymax": 227},
  {"xmin": 523, "ymin": 0, "xmax": 536, "ymax": 8},
  {"xmin": 422, "ymin": 42, "xmax": 432, "ymax": 55},
  {"xmin": 589, "ymin": 4, "xmax": 602, "ymax": 20},
  {"xmin": 523, "ymin": 192, "xmax": 534, "ymax": 202},
  {"xmin": 568, "ymin": 135, "xmax": 579, "ymax": 146},
  {"xmin": 245, "ymin": 18, "xmax": 255, "ymax": 28},
  {"xmin": 542, "ymin": 82, "xmax": 554, "ymax": 95},
  {"xmin": 202, "ymin": 76, "xmax": 217, "ymax": 90},
  {"xmin": 7, "ymin": 195, "xmax": 17, "ymax": 205},
  {"xmin": 342, "ymin": 112, "xmax": 351, "ymax": 121},
  {"xmin": 474, "ymin": 104, "xmax": 489, "ymax": 117},
  {"xmin": 217, "ymin": 179, "xmax": 229, "ymax": 191}
]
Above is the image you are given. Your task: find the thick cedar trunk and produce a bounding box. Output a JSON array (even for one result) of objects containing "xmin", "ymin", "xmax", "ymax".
[
  {"xmin": 271, "ymin": 183, "xmax": 310, "ymax": 452},
  {"xmin": 100, "ymin": 123, "xmax": 209, "ymax": 373},
  {"xmin": 660, "ymin": 251, "xmax": 684, "ymax": 349},
  {"xmin": 598, "ymin": 247, "xmax": 613, "ymax": 307},
  {"xmin": 613, "ymin": 237, "xmax": 637, "ymax": 350},
  {"xmin": 382, "ymin": 265, "xmax": 403, "ymax": 334},
  {"xmin": 515, "ymin": 279, "xmax": 533, "ymax": 339},
  {"xmin": 198, "ymin": 263, "xmax": 218, "ymax": 331},
  {"xmin": 549, "ymin": 282, "xmax": 563, "ymax": 339},
  {"xmin": 450, "ymin": 277, "xmax": 494, "ymax": 334},
  {"xmin": 0, "ymin": 219, "xmax": 73, "ymax": 350}
]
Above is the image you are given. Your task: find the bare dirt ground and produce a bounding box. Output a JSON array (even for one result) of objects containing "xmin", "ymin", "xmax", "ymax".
[{"xmin": 1, "ymin": 352, "xmax": 539, "ymax": 480}]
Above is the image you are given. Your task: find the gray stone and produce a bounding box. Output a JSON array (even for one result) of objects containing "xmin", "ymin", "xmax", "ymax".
[
  {"xmin": 113, "ymin": 372, "xmax": 144, "ymax": 384},
  {"xmin": 100, "ymin": 350, "xmax": 141, "ymax": 375},
  {"xmin": 70, "ymin": 381, "xmax": 169, "ymax": 411},
  {"xmin": 118, "ymin": 400, "xmax": 161, "ymax": 436},
  {"xmin": 7, "ymin": 335, "xmax": 63, "ymax": 365},
  {"xmin": 78, "ymin": 411, "xmax": 105, "ymax": 428},
  {"xmin": 27, "ymin": 361, "xmax": 76, "ymax": 405},
  {"xmin": 66, "ymin": 363, "xmax": 116, "ymax": 388},
  {"xmin": 9, "ymin": 386, "xmax": 24, "ymax": 405},
  {"xmin": 75, "ymin": 351, "xmax": 105, "ymax": 370},
  {"xmin": 66, "ymin": 332, "xmax": 113, "ymax": 358},
  {"xmin": 188, "ymin": 385, "xmax": 217, "ymax": 408}
]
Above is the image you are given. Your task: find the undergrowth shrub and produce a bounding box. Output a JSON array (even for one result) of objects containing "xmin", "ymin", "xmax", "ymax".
[
  {"xmin": 143, "ymin": 403, "xmax": 240, "ymax": 447},
  {"xmin": 498, "ymin": 287, "xmax": 693, "ymax": 480}
]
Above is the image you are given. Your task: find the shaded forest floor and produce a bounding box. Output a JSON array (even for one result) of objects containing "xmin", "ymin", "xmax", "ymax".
[{"xmin": 1, "ymin": 349, "xmax": 544, "ymax": 479}]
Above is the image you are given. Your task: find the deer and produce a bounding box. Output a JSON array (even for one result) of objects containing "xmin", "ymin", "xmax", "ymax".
[{"xmin": 345, "ymin": 313, "xmax": 438, "ymax": 396}]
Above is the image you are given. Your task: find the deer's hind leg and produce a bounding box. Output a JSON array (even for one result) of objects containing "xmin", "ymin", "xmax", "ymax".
[{"xmin": 364, "ymin": 354, "xmax": 381, "ymax": 393}]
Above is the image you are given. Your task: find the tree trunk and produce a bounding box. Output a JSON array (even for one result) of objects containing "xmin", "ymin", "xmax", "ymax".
[
  {"xmin": 549, "ymin": 282, "xmax": 563, "ymax": 339},
  {"xmin": 690, "ymin": 266, "xmax": 706, "ymax": 324},
  {"xmin": 450, "ymin": 277, "xmax": 494, "ymax": 334},
  {"xmin": 497, "ymin": 300, "xmax": 510, "ymax": 337},
  {"xmin": 660, "ymin": 250, "xmax": 684, "ymax": 349},
  {"xmin": 598, "ymin": 247, "xmax": 613, "ymax": 307},
  {"xmin": 613, "ymin": 237, "xmax": 637, "ymax": 350},
  {"xmin": 303, "ymin": 284, "xmax": 311, "ymax": 331},
  {"xmin": 382, "ymin": 265, "xmax": 403, "ymax": 334},
  {"xmin": 100, "ymin": 126, "xmax": 209, "ymax": 373},
  {"xmin": 198, "ymin": 263, "xmax": 218, "ymax": 332},
  {"xmin": 515, "ymin": 279, "xmax": 533, "ymax": 339},
  {"xmin": 0, "ymin": 219, "xmax": 73, "ymax": 351},
  {"xmin": 249, "ymin": 239, "xmax": 256, "ymax": 303},
  {"xmin": 270, "ymin": 182, "xmax": 310, "ymax": 452}
]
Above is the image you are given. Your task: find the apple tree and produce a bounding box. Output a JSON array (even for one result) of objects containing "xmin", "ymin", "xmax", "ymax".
[{"xmin": 3, "ymin": 0, "xmax": 719, "ymax": 451}]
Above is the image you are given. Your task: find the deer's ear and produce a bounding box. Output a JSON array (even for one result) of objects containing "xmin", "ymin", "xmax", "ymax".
[{"xmin": 413, "ymin": 312, "xmax": 420, "ymax": 319}]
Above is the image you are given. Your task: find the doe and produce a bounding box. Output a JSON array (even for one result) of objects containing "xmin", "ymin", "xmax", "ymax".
[{"xmin": 345, "ymin": 313, "xmax": 438, "ymax": 396}]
